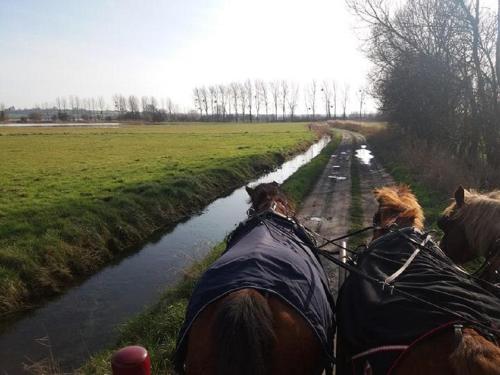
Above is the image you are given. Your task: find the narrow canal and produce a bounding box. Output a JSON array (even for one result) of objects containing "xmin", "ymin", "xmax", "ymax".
[{"xmin": 0, "ymin": 137, "xmax": 330, "ymax": 374}]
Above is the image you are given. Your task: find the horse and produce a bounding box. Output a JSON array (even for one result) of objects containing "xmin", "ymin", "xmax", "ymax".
[
  {"xmin": 438, "ymin": 186, "xmax": 500, "ymax": 283},
  {"xmin": 336, "ymin": 185, "xmax": 500, "ymax": 375},
  {"xmin": 174, "ymin": 182, "xmax": 336, "ymax": 375}
]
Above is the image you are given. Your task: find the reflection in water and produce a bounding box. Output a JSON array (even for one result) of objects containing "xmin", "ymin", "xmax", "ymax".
[
  {"xmin": 355, "ymin": 145, "xmax": 374, "ymax": 165},
  {"xmin": 0, "ymin": 137, "xmax": 330, "ymax": 374}
]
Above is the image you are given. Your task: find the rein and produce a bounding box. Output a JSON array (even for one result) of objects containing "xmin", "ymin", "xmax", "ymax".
[
  {"xmin": 245, "ymin": 207, "xmax": 500, "ymax": 338},
  {"xmin": 315, "ymin": 231, "xmax": 500, "ymax": 339},
  {"xmin": 474, "ymin": 240, "xmax": 500, "ymax": 282}
]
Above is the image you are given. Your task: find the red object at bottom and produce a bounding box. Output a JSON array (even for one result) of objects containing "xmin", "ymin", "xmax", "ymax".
[{"xmin": 111, "ymin": 346, "xmax": 151, "ymax": 375}]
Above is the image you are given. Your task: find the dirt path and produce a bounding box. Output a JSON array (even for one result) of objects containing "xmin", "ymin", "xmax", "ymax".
[{"xmin": 297, "ymin": 129, "xmax": 393, "ymax": 295}]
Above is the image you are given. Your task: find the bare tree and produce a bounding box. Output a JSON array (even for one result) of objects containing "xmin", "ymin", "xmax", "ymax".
[
  {"xmin": 239, "ymin": 82, "xmax": 247, "ymax": 120},
  {"xmin": 97, "ymin": 96, "xmax": 106, "ymax": 119},
  {"xmin": 218, "ymin": 85, "xmax": 227, "ymax": 120},
  {"xmin": 193, "ymin": 87, "xmax": 203, "ymax": 118},
  {"xmin": 257, "ymin": 80, "xmax": 269, "ymax": 119},
  {"xmin": 245, "ymin": 80, "xmax": 253, "ymax": 122},
  {"xmin": 61, "ymin": 97, "xmax": 67, "ymax": 112},
  {"xmin": 166, "ymin": 97, "xmax": 175, "ymax": 120},
  {"xmin": 209, "ymin": 86, "xmax": 217, "ymax": 118},
  {"xmin": 287, "ymin": 83, "xmax": 300, "ymax": 120},
  {"xmin": 91, "ymin": 97, "xmax": 97, "ymax": 121},
  {"xmin": 69, "ymin": 95, "xmax": 75, "ymax": 118},
  {"xmin": 348, "ymin": 0, "xmax": 499, "ymax": 166},
  {"xmin": 342, "ymin": 84, "xmax": 349, "ymax": 119},
  {"xmin": 74, "ymin": 96, "xmax": 81, "ymax": 120},
  {"xmin": 200, "ymin": 87, "xmax": 209, "ymax": 117},
  {"xmin": 332, "ymin": 81, "xmax": 338, "ymax": 119},
  {"xmin": 230, "ymin": 82, "xmax": 239, "ymax": 120},
  {"xmin": 280, "ymin": 80, "xmax": 289, "ymax": 120},
  {"xmin": 141, "ymin": 96, "xmax": 149, "ymax": 114},
  {"xmin": 307, "ymin": 80, "xmax": 318, "ymax": 119},
  {"xmin": 128, "ymin": 95, "xmax": 139, "ymax": 118},
  {"xmin": 321, "ymin": 81, "xmax": 332, "ymax": 119},
  {"xmin": 254, "ymin": 80, "xmax": 261, "ymax": 120},
  {"xmin": 150, "ymin": 96, "xmax": 158, "ymax": 112},
  {"xmin": 270, "ymin": 81, "xmax": 280, "ymax": 121},
  {"xmin": 357, "ymin": 88, "xmax": 367, "ymax": 119}
]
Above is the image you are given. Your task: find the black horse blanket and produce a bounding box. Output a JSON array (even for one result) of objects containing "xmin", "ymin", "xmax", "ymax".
[
  {"xmin": 174, "ymin": 213, "xmax": 336, "ymax": 372},
  {"xmin": 337, "ymin": 227, "xmax": 500, "ymax": 374}
]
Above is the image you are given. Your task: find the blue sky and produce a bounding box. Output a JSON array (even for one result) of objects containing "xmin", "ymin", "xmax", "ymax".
[{"xmin": 1, "ymin": 0, "xmax": 497, "ymax": 112}]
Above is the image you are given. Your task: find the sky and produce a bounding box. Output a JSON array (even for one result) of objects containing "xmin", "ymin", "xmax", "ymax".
[{"xmin": 0, "ymin": 0, "xmax": 497, "ymax": 113}]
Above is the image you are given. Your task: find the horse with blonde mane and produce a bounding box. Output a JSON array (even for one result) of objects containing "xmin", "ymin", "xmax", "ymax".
[
  {"xmin": 174, "ymin": 182, "xmax": 335, "ymax": 375},
  {"xmin": 439, "ymin": 186, "xmax": 500, "ymax": 283},
  {"xmin": 336, "ymin": 185, "xmax": 500, "ymax": 375}
]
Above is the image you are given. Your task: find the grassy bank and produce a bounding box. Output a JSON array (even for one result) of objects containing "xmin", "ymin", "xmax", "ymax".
[
  {"xmin": 81, "ymin": 134, "xmax": 341, "ymax": 374},
  {"xmin": 0, "ymin": 123, "xmax": 317, "ymax": 314}
]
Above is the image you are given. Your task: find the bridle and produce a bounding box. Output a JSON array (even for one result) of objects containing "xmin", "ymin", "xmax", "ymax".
[{"xmin": 247, "ymin": 198, "xmax": 295, "ymax": 221}]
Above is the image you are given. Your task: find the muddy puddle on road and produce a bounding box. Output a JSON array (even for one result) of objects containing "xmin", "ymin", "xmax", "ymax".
[
  {"xmin": 355, "ymin": 145, "xmax": 374, "ymax": 165},
  {"xmin": 0, "ymin": 138, "xmax": 330, "ymax": 374}
]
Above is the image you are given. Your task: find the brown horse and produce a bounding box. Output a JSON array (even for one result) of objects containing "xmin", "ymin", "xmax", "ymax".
[
  {"xmin": 174, "ymin": 182, "xmax": 335, "ymax": 375},
  {"xmin": 336, "ymin": 185, "xmax": 500, "ymax": 375},
  {"xmin": 439, "ymin": 186, "xmax": 500, "ymax": 283}
]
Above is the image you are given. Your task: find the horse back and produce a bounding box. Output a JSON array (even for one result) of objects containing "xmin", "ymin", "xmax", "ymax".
[{"xmin": 185, "ymin": 288, "xmax": 324, "ymax": 375}]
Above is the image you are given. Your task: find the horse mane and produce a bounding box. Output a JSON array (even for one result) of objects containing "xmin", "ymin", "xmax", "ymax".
[
  {"xmin": 374, "ymin": 185, "xmax": 425, "ymax": 230},
  {"xmin": 444, "ymin": 189, "xmax": 500, "ymax": 256}
]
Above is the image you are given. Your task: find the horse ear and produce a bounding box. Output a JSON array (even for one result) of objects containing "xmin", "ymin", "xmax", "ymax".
[
  {"xmin": 271, "ymin": 181, "xmax": 279, "ymax": 187},
  {"xmin": 455, "ymin": 186, "xmax": 465, "ymax": 207},
  {"xmin": 245, "ymin": 186, "xmax": 255, "ymax": 199}
]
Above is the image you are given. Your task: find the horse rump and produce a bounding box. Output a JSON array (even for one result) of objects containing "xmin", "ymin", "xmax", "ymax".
[{"xmin": 215, "ymin": 288, "xmax": 276, "ymax": 375}]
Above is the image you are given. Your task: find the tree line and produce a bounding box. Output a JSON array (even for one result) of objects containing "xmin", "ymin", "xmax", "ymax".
[
  {"xmin": 349, "ymin": 0, "xmax": 500, "ymax": 172},
  {"xmin": 192, "ymin": 80, "xmax": 356, "ymax": 122},
  {"xmin": 0, "ymin": 79, "xmax": 369, "ymax": 123}
]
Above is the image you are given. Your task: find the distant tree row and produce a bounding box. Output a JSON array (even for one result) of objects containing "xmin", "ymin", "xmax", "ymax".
[
  {"xmin": 192, "ymin": 80, "xmax": 355, "ymax": 122},
  {"xmin": 110, "ymin": 95, "xmax": 178, "ymax": 122},
  {"xmin": 1, "ymin": 80, "xmax": 370, "ymax": 123},
  {"xmin": 1, "ymin": 95, "xmax": 181, "ymax": 123}
]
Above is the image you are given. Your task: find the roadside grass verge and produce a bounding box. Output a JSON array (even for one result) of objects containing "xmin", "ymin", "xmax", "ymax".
[
  {"xmin": 0, "ymin": 123, "xmax": 317, "ymax": 315},
  {"xmin": 328, "ymin": 120, "xmax": 387, "ymax": 138},
  {"xmin": 80, "ymin": 135, "xmax": 341, "ymax": 374},
  {"xmin": 348, "ymin": 148, "xmax": 365, "ymax": 249}
]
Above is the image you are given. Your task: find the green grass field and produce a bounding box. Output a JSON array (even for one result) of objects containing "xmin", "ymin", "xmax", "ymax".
[
  {"xmin": 0, "ymin": 123, "xmax": 316, "ymax": 314},
  {"xmin": 80, "ymin": 134, "xmax": 341, "ymax": 375}
]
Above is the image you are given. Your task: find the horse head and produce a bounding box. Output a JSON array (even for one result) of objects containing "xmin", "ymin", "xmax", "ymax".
[
  {"xmin": 372, "ymin": 185, "xmax": 424, "ymax": 240},
  {"xmin": 439, "ymin": 186, "xmax": 500, "ymax": 281},
  {"xmin": 245, "ymin": 182, "xmax": 295, "ymax": 217},
  {"xmin": 438, "ymin": 186, "xmax": 476, "ymax": 264}
]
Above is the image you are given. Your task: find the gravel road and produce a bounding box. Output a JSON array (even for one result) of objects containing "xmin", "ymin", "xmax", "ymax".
[{"xmin": 297, "ymin": 129, "xmax": 394, "ymax": 296}]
